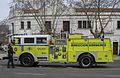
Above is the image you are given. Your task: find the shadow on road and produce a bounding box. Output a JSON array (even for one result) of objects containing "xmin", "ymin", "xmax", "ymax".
[
  {"xmin": 11, "ymin": 63, "xmax": 112, "ymax": 69},
  {"xmin": 0, "ymin": 60, "xmax": 118, "ymax": 69}
]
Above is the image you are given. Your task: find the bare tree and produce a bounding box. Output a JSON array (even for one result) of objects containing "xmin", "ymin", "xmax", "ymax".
[
  {"xmin": 73, "ymin": 0, "xmax": 120, "ymax": 38},
  {"xmin": 0, "ymin": 18, "xmax": 9, "ymax": 43},
  {"xmin": 11, "ymin": 0, "xmax": 69, "ymax": 35}
]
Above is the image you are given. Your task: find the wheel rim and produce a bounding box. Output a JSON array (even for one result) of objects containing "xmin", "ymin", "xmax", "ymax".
[
  {"xmin": 22, "ymin": 57, "xmax": 31, "ymax": 66},
  {"xmin": 81, "ymin": 57, "xmax": 91, "ymax": 67}
]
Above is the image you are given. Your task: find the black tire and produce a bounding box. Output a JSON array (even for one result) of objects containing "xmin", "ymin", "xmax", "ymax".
[
  {"xmin": 20, "ymin": 54, "xmax": 34, "ymax": 67},
  {"xmin": 78, "ymin": 54, "xmax": 94, "ymax": 68}
]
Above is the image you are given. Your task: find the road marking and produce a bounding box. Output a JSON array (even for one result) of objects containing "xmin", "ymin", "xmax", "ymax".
[
  {"xmin": 16, "ymin": 73, "xmax": 46, "ymax": 76},
  {"xmin": 104, "ymin": 75, "xmax": 120, "ymax": 78},
  {"xmin": 67, "ymin": 67, "xmax": 120, "ymax": 71}
]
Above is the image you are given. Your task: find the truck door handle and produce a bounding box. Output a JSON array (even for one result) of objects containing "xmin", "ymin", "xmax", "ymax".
[{"xmin": 58, "ymin": 53, "xmax": 62, "ymax": 56}]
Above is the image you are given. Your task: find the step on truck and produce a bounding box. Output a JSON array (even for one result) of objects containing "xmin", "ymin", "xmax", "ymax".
[{"xmin": 10, "ymin": 34, "xmax": 113, "ymax": 68}]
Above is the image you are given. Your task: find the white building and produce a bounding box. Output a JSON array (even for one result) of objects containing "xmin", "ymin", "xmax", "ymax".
[{"xmin": 8, "ymin": 4, "xmax": 120, "ymax": 55}]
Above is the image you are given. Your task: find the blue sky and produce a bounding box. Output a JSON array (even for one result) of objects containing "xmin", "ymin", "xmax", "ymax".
[{"xmin": 0, "ymin": 0, "xmax": 10, "ymax": 21}]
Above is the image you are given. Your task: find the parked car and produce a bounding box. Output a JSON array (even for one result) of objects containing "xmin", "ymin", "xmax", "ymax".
[{"xmin": 0, "ymin": 45, "xmax": 7, "ymax": 52}]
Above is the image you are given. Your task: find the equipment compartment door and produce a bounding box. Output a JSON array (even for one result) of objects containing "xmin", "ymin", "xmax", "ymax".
[
  {"xmin": 51, "ymin": 39, "xmax": 67, "ymax": 62},
  {"xmin": 53, "ymin": 46, "xmax": 67, "ymax": 61}
]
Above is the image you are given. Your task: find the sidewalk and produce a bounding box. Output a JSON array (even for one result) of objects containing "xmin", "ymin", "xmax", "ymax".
[{"xmin": 113, "ymin": 55, "xmax": 120, "ymax": 61}]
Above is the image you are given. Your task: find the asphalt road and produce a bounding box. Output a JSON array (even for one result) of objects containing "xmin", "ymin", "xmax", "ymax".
[{"xmin": 0, "ymin": 60, "xmax": 120, "ymax": 78}]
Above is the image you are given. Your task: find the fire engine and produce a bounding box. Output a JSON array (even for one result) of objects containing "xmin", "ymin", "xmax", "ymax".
[{"xmin": 10, "ymin": 33, "xmax": 113, "ymax": 68}]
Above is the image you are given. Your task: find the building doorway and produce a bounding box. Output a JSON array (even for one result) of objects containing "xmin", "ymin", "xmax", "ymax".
[
  {"xmin": 113, "ymin": 42, "xmax": 118, "ymax": 55},
  {"xmin": 63, "ymin": 21, "xmax": 70, "ymax": 33}
]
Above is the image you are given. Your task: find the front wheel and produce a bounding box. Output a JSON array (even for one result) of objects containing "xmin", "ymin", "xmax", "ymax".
[
  {"xmin": 78, "ymin": 54, "xmax": 94, "ymax": 68},
  {"xmin": 20, "ymin": 54, "xmax": 34, "ymax": 67}
]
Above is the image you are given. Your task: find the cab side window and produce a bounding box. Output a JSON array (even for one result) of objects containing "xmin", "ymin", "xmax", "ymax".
[
  {"xmin": 15, "ymin": 38, "xmax": 21, "ymax": 44},
  {"xmin": 24, "ymin": 38, "xmax": 34, "ymax": 43},
  {"xmin": 36, "ymin": 37, "xmax": 47, "ymax": 44}
]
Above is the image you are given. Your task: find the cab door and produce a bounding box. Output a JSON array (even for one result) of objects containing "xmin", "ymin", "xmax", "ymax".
[
  {"xmin": 51, "ymin": 39, "xmax": 67, "ymax": 62},
  {"xmin": 12, "ymin": 37, "xmax": 22, "ymax": 55}
]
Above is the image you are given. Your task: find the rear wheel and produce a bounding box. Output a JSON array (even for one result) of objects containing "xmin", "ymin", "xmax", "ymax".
[
  {"xmin": 78, "ymin": 54, "xmax": 94, "ymax": 68},
  {"xmin": 20, "ymin": 54, "xmax": 34, "ymax": 67}
]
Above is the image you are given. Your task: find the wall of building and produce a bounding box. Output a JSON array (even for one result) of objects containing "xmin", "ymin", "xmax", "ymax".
[{"xmin": 8, "ymin": 8, "xmax": 120, "ymax": 55}]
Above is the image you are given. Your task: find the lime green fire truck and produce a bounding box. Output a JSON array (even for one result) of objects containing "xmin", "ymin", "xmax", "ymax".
[{"xmin": 10, "ymin": 34, "xmax": 113, "ymax": 68}]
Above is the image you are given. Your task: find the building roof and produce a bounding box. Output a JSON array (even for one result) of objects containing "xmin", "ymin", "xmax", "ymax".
[
  {"xmin": 75, "ymin": 8, "xmax": 120, "ymax": 12},
  {"xmin": 22, "ymin": 9, "xmax": 39, "ymax": 14}
]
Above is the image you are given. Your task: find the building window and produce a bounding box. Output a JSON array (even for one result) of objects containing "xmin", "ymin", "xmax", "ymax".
[
  {"xmin": 83, "ymin": 21, "xmax": 86, "ymax": 28},
  {"xmin": 21, "ymin": 21, "xmax": 24, "ymax": 29},
  {"xmin": 78, "ymin": 21, "xmax": 82, "ymax": 28},
  {"xmin": 27, "ymin": 21, "xmax": 31, "ymax": 29},
  {"xmin": 11, "ymin": 23, "xmax": 14, "ymax": 34},
  {"xmin": 78, "ymin": 20, "xmax": 91, "ymax": 29},
  {"xmin": 88, "ymin": 21, "xmax": 91, "ymax": 28},
  {"xmin": 45, "ymin": 21, "xmax": 51, "ymax": 33},
  {"xmin": 117, "ymin": 21, "xmax": 120, "ymax": 29}
]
